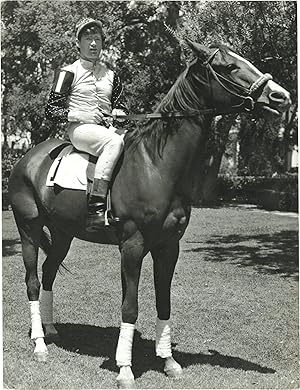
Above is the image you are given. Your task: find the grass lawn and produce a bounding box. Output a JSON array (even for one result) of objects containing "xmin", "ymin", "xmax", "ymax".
[{"xmin": 2, "ymin": 205, "xmax": 299, "ymax": 389}]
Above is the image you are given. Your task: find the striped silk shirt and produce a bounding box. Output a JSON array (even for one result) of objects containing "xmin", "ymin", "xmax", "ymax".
[{"xmin": 45, "ymin": 58, "xmax": 128, "ymax": 125}]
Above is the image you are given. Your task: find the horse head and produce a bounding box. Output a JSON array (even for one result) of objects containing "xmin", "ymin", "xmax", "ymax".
[{"xmin": 185, "ymin": 40, "xmax": 291, "ymax": 116}]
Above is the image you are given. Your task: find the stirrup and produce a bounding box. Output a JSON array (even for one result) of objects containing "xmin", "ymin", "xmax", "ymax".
[
  {"xmin": 106, "ymin": 209, "xmax": 121, "ymax": 225},
  {"xmin": 88, "ymin": 202, "xmax": 105, "ymax": 215},
  {"xmin": 86, "ymin": 212, "xmax": 120, "ymax": 231},
  {"xmin": 86, "ymin": 190, "xmax": 120, "ymax": 230},
  {"xmin": 90, "ymin": 201, "xmax": 105, "ymax": 209},
  {"xmin": 86, "ymin": 209, "xmax": 107, "ymax": 232}
]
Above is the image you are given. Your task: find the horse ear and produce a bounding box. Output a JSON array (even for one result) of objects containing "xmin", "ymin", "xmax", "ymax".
[{"xmin": 185, "ymin": 39, "xmax": 212, "ymax": 60}]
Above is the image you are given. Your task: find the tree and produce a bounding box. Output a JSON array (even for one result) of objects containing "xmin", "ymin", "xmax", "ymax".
[
  {"xmin": 104, "ymin": 1, "xmax": 183, "ymax": 113},
  {"xmin": 1, "ymin": 1, "xmax": 183, "ymax": 143},
  {"xmin": 176, "ymin": 1, "xmax": 297, "ymax": 201},
  {"xmin": 1, "ymin": 0, "xmax": 296, "ymax": 197}
]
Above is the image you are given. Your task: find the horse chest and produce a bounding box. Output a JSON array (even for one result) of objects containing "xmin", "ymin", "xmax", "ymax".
[{"xmin": 162, "ymin": 206, "xmax": 189, "ymax": 237}]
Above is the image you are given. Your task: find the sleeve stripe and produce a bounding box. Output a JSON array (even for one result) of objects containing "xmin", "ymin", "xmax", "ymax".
[{"xmin": 54, "ymin": 71, "xmax": 67, "ymax": 93}]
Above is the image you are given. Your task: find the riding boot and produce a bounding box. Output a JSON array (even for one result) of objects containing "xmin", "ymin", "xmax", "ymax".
[{"xmin": 86, "ymin": 178, "xmax": 110, "ymax": 230}]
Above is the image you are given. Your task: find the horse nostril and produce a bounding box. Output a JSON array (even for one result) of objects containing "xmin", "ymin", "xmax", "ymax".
[{"xmin": 269, "ymin": 91, "xmax": 288, "ymax": 103}]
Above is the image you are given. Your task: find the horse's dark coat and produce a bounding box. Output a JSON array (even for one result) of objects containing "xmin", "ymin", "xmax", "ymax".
[{"xmin": 8, "ymin": 41, "xmax": 290, "ymax": 383}]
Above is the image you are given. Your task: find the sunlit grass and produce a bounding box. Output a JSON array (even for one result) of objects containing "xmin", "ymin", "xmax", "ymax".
[{"xmin": 2, "ymin": 206, "xmax": 298, "ymax": 389}]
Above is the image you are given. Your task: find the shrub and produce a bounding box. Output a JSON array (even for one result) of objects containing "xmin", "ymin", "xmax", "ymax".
[
  {"xmin": 218, "ymin": 174, "xmax": 298, "ymax": 212},
  {"xmin": 2, "ymin": 148, "xmax": 26, "ymax": 209}
]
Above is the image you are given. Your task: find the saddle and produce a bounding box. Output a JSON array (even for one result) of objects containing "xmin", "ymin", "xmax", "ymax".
[{"xmin": 46, "ymin": 142, "xmax": 114, "ymax": 226}]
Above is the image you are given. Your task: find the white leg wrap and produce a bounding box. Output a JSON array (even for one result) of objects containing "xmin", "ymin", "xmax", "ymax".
[
  {"xmin": 29, "ymin": 301, "xmax": 45, "ymax": 340},
  {"xmin": 34, "ymin": 337, "xmax": 48, "ymax": 354},
  {"xmin": 116, "ymin": 322, "xmax": 135, "ymax": 367},
  {"xmin": 40, "ymin": 289, "xmax": 53, "ymax": 324},
  {"xmin": 156, "ymin": 318, "xmax": 172, "ymax": 358}
]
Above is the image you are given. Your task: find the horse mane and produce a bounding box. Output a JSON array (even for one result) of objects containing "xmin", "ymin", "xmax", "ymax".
[
  {"xmin": 125, "ymin": 43, "xmax": 231, "ymax": 157},
  {"xmin": 125, "ymin": 66, "xmax": 201, "ymax": 156}
]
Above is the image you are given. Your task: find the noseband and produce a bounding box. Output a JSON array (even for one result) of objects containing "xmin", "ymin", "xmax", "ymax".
[{"xmin": 204, "ymin": 49, "xmax": 273, "ymax": 111}]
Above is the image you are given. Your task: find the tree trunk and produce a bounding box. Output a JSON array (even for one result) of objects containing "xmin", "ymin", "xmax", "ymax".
[
  {"xmin": 165, "ymin": 2, "xmax": 180, "ymax": 28},
  {"xmin": 1, "ymin": 80, "xmax": 9, "ymax": 149},
  {"xmin": 192, "ymin": 114, "xmax": 237, "ymax": 205},
  {"xmin": 283, "ymin": 105, "xmax": 297, "ymax": 172}
]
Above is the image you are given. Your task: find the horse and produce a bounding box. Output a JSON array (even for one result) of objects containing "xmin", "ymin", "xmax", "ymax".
[{"xmin": 8, "ymin": 39, "xmax": 291, "ymax": 388}]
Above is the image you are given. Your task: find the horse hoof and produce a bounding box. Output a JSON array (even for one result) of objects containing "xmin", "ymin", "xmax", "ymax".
[
  {"xmin": 34, "ymin": 351, "xmax": 48, "ymax": 363},
  {"xmin": 165, "ymin": 366, "xmax": 182, "ymax": 379},
  {"xmin": 164, "ymin": 358, "xmax": 183, "ymax": 379},
  {"xmin": 117, "ymin": 379, "xmax": 136, "ymax": 389}
]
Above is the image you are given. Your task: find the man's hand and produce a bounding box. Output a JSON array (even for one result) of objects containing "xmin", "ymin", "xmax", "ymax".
[{"xmin": 112, "ymin": 108, "xmax": 127, "ymax": 122}]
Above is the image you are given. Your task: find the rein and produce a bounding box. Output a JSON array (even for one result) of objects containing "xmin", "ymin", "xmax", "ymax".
[
  {"xmin": 109, "ymin": 50, "xmax": 273, "ymax": 122},
  {"xmin": 110, "ymin": 107, "xmax": 243, "ymax": 121}
]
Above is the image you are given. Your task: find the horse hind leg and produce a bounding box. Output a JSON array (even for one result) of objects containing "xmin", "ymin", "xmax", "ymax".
[
  {"xmin": 40, "ymin": 225, "xmax": 73, "ymax": 340},
  {"xmin": 151, "ymin": 239, "xmax": 183, "ymax": 379},
  {"xmin": 13, "ymin": 211, "xmax": 49, "ymax": 362}
]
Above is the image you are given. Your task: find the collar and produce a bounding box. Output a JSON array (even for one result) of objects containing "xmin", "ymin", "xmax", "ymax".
[{"xmin": 80, "ymin": 58, "xmax": 107, "ymax": 79}]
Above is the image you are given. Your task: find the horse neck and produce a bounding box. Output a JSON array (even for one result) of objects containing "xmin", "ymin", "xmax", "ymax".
[
  {"xmin": 147, "ymin": 114, "xmax": 213, "ymax": 201},
  {"xmin": 124, "ymin": 65, "xmax": 213, "ymax": 200},
  {"xmin": 149, "ymin": 68, "xmax": 212, "ymax": 197},
  {"xmin": 156, "ymin": 67, "xmax": 207, "ymax": 114}
]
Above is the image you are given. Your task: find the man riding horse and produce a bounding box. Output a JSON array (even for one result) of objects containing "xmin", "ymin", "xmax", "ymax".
[
  {"xmin": 45, "ymin": 18, "xmax": 128, "ymax": 230},
  {"xmin": 9, "ymin": 15, "xmax": 291, "ymax": 388}
]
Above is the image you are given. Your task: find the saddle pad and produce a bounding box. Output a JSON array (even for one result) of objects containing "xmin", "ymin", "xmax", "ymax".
[{"xmin": 46, "ymin": 146, "xmax": 95, "ymax": 191}]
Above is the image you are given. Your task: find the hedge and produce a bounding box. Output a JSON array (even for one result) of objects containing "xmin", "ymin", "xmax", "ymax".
[
  {"xmin": 2, "ymin": 148, "xmax": 298, "ymax": 213},
  {"xmin": 218, "ymin": 174, "xmax": 298, "ymax": 212},
  {"xmin": 2, "ymin": 149, "xmax": 26, "ymax": 210}
]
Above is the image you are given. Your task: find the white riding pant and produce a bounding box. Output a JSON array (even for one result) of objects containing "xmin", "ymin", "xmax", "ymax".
[{"xmin": 68, "ymin": 123, "xmax": 124, "ymax": 181}]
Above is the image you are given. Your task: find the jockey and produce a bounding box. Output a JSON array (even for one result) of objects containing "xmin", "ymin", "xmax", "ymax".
[{"xmin": 45, "ymin": 18, "xmax": 128, "ymax": 229}]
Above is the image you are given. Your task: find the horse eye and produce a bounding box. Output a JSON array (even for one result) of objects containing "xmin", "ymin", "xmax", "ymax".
[{"xmin": 227, "ymin": 64, "xmax": 239, "ymax": 72}]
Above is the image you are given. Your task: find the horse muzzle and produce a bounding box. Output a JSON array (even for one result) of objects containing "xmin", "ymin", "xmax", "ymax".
[{"xmin": 256, "ymin": 80, "xmax": 291, "ymax": 115}]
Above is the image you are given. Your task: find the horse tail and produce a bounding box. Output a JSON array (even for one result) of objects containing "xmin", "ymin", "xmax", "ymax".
[{"xmin": 40, "ymin": 227, "xmax": 52, "ymax": 255}]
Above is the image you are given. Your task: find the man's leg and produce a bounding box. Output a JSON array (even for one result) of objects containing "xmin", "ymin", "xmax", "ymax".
[
  {"xmin": 68, "ymin": 123, "xmax": 124, "ymax": 226},
  {"xmin": 88, "ymin": 129, "xmax": 124, "ymax": 223}
]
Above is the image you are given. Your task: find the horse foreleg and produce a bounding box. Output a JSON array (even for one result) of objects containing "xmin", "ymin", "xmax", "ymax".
[
  {"xmin": 29, "ymin": 301, "xmax": 48, "ymax": 362},
  {"xmin": 116, "ymin": 231, "xmax": 145, "ymax": 389},
  {"xmin": 116, "ymin": 323, "xmax": 135, "ymax": 388},
  {"xmin": 151, "ymin": 239, "xmax": 183, "ymax": 379},
  {"xmin": 16, "ymin": 215, "xmax": 48, "ymax": 362},
  {"xmin": 41, "ymin": 227, "xmax": 73, "ymax": 340}
]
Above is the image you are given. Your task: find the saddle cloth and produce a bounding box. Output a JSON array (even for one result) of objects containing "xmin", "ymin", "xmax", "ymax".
[{"xmin": 46, "ymin": 145, "xmax": 96, "ymax": 192}]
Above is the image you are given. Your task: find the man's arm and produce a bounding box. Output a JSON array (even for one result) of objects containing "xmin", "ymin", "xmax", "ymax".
[
  {"xmin": 111, "ymin": 73, "xmax": 130, "ymax": 125},
  {"xmin": 45, "ymin": 69, "xmax": 74, "ymax": 123}
]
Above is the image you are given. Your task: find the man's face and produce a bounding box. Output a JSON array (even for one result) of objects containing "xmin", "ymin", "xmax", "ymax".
[{"xmin": 77, "ymin": 28, "xmax": 103, "ymax": 62}]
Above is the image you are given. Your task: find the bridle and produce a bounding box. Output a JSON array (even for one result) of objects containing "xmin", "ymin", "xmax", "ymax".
[
  {"xmin": 203, "ymin": 48, "xmax": 273, "ymax": 112},
  {"xmin": 106, "ymin": 49, "xmax": 273, "ymax": 122}
]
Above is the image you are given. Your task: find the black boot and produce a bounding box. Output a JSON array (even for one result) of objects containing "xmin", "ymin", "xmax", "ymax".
[{"xmin": 86, "ymin": 179, "xmax": 109, "ymax": 231}]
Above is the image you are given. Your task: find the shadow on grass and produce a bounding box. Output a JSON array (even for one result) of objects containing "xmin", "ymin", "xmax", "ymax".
[
  {"xmin": 185, "ymin": 230, "xmax": 298, "ymax": 279},
  {"xmin": 53, "ymin": 323, "xmax": 275, "ymax": 378},
  {"xmin": 2, "ymin": 239, "xmax": 22, "ymax": 257}
]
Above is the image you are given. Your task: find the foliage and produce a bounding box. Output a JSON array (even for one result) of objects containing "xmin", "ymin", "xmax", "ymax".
[
  {"xmin": 218, "ymin": 173, "xmax": 298, "ymax": 211},
  {"xmin": 1, "ymin": 1, "xmax": 183, "ymax": 142},
  {"xmin": 178, "ymin": 1, "xmax": 297, "ymax": 176},
  {"xmin": 179, "ymin": 1, "xmax": 296, "ymax": 100},
  {"xmin": 238, "ymin": 114, "xmax": 284, "ymax": 176},
  {"xmin": 2, "ymin": 148, "xmax": 26, "ymax": 194},
  {"xmin": 1, "ymin": 0, "xmax": 297, "ymax": 182}
]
